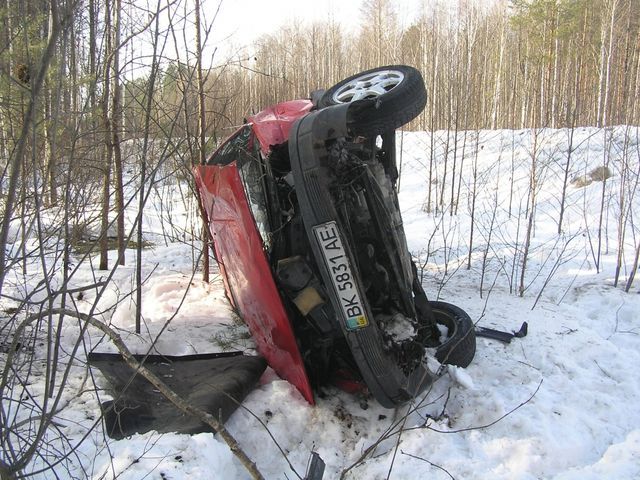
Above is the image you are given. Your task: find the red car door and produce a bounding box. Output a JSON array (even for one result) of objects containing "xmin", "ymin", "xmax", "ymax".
[{"xmin": 194, "ymin": 125, "xmax": 314, "ymax": 404}]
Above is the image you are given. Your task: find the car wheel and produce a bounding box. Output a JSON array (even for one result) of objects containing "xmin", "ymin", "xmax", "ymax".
[
  {"xmin": 430, "ymin": 301, "xmax": 476, "ymax": 368},
  {"xmin": 318, "ymin": 65, "xmax": 427, "ymax": 136}
]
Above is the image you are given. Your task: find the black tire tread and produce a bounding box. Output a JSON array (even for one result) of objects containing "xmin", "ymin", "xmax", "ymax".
[
  {"xmin": 430, "ymin": 301, "xmax": 476, "ymax": 368},
  {"xmin": 319, "ymin": 65, "xmax": 427, "ymax": 136}
]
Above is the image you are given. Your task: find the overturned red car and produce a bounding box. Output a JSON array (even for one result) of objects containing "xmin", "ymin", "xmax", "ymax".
[{"xmin": 194, "ymin": 66, "xmax": 476, "ymax": 407}]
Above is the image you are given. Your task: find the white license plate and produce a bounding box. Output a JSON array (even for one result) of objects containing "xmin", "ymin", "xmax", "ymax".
[{"xmin": 313, "ymin": 222, "xmax": 369, "ymax": 331}]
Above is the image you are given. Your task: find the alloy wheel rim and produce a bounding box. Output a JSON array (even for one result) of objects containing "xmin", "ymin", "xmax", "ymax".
[{"xmin": 331, "ymin": 70, "xmax": 405, "ymax": 103}]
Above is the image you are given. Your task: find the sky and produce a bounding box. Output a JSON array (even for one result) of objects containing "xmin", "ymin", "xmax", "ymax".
[
  {"xmin": 127, "ymin": 0, "xmax": 497, "ymax": 76},
  {"xmin": 206, "ymin": 0, "xmax": 425, "ymax": 50}
]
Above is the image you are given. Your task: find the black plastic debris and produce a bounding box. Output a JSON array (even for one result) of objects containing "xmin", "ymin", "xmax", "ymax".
[
  {"xmin": 475, "ymin": 322, "xmax": 528, "ymax": 344},
  {"xmin": 88, "ymin": 351, "xmax": 267, "ymax": 439},
  {"xmin": 305, "ymin": 452, "xmax": 325, "ymax": 480}
]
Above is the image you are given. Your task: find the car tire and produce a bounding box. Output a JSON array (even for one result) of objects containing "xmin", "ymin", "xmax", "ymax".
[
  {"xmin": 318, "ymin": 65, "xmax": 427, "ymax": 136},
  {"xmin": 430, "ymin": 301, "xmax": 476, "ymax": 368}
]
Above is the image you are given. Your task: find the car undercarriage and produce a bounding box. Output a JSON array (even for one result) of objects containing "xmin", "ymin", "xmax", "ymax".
[{"xmin": 197, "ymin": 66, "xmax": 477, "ymax": 407}]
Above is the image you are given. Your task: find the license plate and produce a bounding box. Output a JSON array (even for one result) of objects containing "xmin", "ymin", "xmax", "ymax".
[{"xmin": 313, "ymin": 222, "xmax": 369, "ymax": 331}]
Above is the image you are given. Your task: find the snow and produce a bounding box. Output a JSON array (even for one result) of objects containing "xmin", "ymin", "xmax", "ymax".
[
  {"xmin": 1, "ymin": 126, "xmax": 640, "ymax": 479},
  {"xmin": 382, "ymin": 312, "xmax": 416, "ymax": 342}
]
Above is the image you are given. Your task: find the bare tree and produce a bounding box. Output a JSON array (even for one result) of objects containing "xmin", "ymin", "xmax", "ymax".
[
  {"xmin": 519, "ymin": 126, "xmax": 541, "ymax": 297},
  {"xmin": 112, "ymin": 0, "xmax": 125, "ymax": 266},
  {"xmin": 0, "ymin": 0, "xmax": 70, "ymax": 295},
  {"xmin": 195, "ymin": 0, "xmax": 210, "ymax": 283}
]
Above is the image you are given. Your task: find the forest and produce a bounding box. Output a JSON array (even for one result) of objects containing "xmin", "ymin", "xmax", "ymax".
[
  {"xmin": 1, "ymin": 0, "xmax": 639, "ymax": 271},
  {"xmin": 1, "ymin": 0, "xmax": 639, "ymax": 478}
]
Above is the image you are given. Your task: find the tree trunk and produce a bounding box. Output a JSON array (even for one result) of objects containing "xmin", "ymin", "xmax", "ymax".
[
  {"xmin": 195, "ymin": 0, "xmax": 209, "ymax": 282},
  {"xmin": 99, "ymin": 0, "xmax": 113, "ymax": 271},
  {"xmin": 519, "ymin": 127, "xmax": 540, "ymax": 297},
  {"xmin": 112, "ymin": 0, "xmax": 125, "ymax": 265},
  {"xmin": 0, "ymin": 0, "xmax": 64, "ymax": 293},
  {"xmin": 136, "ymin": 0, "xmax": 162, "ymax": 333}
]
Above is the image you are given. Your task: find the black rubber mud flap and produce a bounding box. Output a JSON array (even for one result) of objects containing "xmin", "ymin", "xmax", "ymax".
[{"xmin": 288, "ymin": 104, "xmax": 433, "ymax": 408}]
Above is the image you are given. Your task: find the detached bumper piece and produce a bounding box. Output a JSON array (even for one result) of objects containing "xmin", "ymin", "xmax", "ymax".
[{"xmin": 88, "ymin": 352, "xmax": 266, "ymax": 439}]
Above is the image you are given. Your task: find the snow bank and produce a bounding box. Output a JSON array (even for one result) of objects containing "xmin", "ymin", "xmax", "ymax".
[{"xmin": 1, "ymin": 126, "xmax": 639, "ymax": 479}]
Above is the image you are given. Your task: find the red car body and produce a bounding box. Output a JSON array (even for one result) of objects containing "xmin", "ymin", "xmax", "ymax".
[{"xmin": 194, "ymin": 100, "xmax": 315, "ymax": 404}]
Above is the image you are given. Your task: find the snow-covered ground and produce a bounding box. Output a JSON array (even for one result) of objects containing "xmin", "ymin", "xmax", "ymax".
[{"xmin": 1, "ymin": 126, "xmax": 639, "ymax": 479}]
